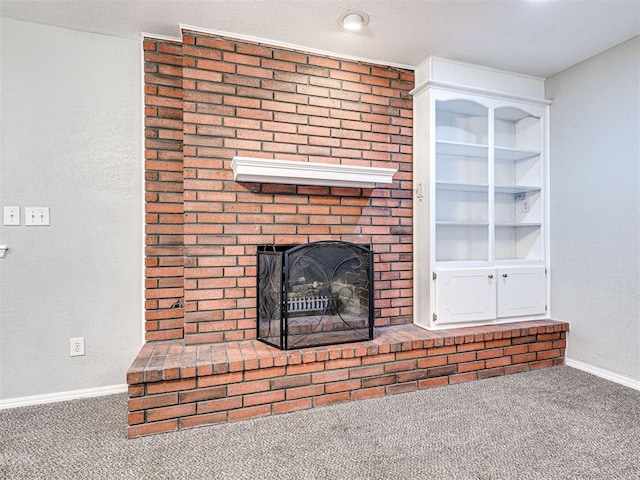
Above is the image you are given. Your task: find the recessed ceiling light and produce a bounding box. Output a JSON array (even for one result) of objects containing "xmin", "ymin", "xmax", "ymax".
[{"xmin": 338, "ymin": 10, "xmax": 370, "ymax": 31}]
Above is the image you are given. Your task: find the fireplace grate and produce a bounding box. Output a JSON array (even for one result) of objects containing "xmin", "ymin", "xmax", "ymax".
[{"xmin": 287, "ymin": 295, "xmax": 331, "ymax": 314}]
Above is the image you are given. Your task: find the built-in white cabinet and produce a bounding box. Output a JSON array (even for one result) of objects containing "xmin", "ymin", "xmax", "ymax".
[
  {"xmin": 434, "ymin": 266, "xmax": 546, "ymax": 326},
  {"xmin": 496, "ymin": 266, "xmax": 546, "ymax": 318},
  {"xmin": 434, "ymin": 268, "xmax": 496, "ymax": 325},
  {"xmin": 412, "ymin": 57, "xmax": 550, "ymax": 329}
]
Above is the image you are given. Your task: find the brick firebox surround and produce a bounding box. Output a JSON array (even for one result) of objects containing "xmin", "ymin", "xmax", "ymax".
[
  {"xmin": 130, "ymin": 30, "xmax": 569, "ymax": 438},
  {"xmin": 143, "ymin": 31, "xmax": 414, "ymax": 344}
]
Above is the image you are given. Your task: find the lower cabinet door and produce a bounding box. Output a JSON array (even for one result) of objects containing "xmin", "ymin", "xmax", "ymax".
[
  {"xmin": 497, "ymin": 266, "xmax": 546, "ymax": 318},
  {"xmin": 435, "ymin": 268, "xmax": 496, "ymax": 325}
]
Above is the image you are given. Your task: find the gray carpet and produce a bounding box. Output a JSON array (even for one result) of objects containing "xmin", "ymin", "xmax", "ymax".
[{"xmin": 1, "ymin": 366, "xmax": 639, "ymax": 479}]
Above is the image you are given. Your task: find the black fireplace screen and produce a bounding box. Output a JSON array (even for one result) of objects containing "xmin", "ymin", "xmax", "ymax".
[{"xmin": 257, "ymin": 241, "xmax": 373, "ymax": 350}]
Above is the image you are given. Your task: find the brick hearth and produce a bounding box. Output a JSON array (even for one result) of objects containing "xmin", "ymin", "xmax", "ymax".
[{"xmin": 127, "ymin": 320, "xmax": 568, "ymax": 438}]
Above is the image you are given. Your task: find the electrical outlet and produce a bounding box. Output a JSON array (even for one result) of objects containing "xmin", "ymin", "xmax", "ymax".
[
  {"xmin": 70, "ymin": 337, "xmax": 85, "ymax": 356},
  {"xmin": 25, "ymin": 207, "xmax": 50, "ymax": 226},
  {"xmin": 522, "ymin": 197, "xmax": 531, "ymax": 213}
]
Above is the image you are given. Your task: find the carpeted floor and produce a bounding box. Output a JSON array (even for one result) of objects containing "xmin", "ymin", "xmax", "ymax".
[{"xmin": 1, "ymin": 365, "xmax": 639, "ymax": 479}]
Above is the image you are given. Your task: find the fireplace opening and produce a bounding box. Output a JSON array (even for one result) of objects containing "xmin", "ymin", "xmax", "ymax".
[{"xmin": 257, "ymin": 241, "xmax": 374, "ymax": 350}]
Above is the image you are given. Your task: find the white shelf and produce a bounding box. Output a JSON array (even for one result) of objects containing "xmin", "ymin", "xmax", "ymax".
[
  {"xmin": 494, "ymin": 185, "xmax": 541, "ymax": 194},
  {"xmin": 436, "ymin": 182, "xmax": 489, "ymax": 192},
  {"xmin": 495, "ymin": 223, "xmax": 541, "ymax": 228},
  {"xmin": 231, "ymin": 156, "xmax": 397, "ymax": 188},
  {"xmin": 436, "ymin": 141, "xmax": 488, "ymax": 158},
  {"xmin": 436, "ymin": 222, "xmax": 489, "ymax": 227},
  {"xmin": 494, "ymin": 147, "xmax": 540, "ymax": 162}
]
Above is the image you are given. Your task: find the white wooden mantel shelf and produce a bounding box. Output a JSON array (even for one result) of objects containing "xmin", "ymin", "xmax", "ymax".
[{"xmin": 231, "ymin": 156, "xmax": 397, "ymax": 189}]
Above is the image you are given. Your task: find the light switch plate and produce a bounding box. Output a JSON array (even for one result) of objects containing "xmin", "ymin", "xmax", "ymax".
[
  {"xmin": 25, "ymin": 207, "xmax": 50, "ymax": 226},
  {"xmin": 3, "ymin": 206, "xmax": 20, "ymax": 226}
]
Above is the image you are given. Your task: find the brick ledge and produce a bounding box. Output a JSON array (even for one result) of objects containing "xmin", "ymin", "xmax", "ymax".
[
  {"xmin": 127, "ymin": 320, "xmax": 569, "ymax": 385},
  {"xmin": 127, "ymin": 319, "xmax": 569, "ymax": 437}
]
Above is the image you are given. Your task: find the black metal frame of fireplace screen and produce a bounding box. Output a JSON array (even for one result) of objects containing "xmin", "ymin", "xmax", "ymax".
[{"xmin": 257, "ymin": 241, "xmax": 374, "ymax": 350}]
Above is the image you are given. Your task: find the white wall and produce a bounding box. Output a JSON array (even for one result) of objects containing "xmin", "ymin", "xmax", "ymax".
[
  {"xmin": 547, "ymin": 36, "xmax": 640, "ymax": 383},
  {"xmin": 0, "ymin": 18, "xmax": 143, "ymax": 401}
]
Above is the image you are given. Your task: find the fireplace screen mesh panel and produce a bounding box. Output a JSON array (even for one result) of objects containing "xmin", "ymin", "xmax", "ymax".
[{"xmin": 257, "ymin": 241, "xmax": 373, "ymax": 350}]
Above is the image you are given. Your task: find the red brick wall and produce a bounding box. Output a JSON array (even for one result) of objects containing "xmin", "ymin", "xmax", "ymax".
[
  {"xmin": 144, "ymin": 39, "xmax": 185, "ymax": 341},
  {"xmin": 143, "ymin": 31, "xmax": 415, "ymax": 344}
]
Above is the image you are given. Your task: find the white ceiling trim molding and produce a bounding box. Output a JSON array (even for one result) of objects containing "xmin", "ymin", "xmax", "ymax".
[
  {"xmin": 140, "ymin": 31, "xmax": 182, "ymax": 42},
  {"xmin": 231, "ymin": 156, "xmax": 397, "ymax": 189},
  {"xmin": 179, "ymin": 24, "xmax": 415, "ymax": 71}
]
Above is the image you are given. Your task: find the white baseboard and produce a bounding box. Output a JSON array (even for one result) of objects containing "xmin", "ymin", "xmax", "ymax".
[
  {"xmin": 0, "ymin": 384, "xmax": 128, "ymax": 410},
  {"xmin": 565, "ymin": 358, "xmax": 640, "ymax": 391},
  {"xmin": 3, "ymin": 361, "xmax": 637, "ymax": 408}
]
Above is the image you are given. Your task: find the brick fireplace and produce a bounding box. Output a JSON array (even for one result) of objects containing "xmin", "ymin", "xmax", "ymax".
[
  {"xmin": 129, "ymin": 30, "xmax": 568, "ymax": 438},
  {"xmin": 143, "ymin": 30, "xmax": 413, "ymax": 344}
]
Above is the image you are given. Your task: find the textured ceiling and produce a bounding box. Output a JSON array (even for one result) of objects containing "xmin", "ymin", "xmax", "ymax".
[{"xmin": 1, "ymin": 0, "xmax": 639, "ymax": 77}]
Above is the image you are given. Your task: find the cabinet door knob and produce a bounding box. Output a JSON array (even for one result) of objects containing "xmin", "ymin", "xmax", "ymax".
[
  {"xmin": 488, "ymin": 274, "xmax": 493, "ymax": 279},
  {"xmin": 502, "ymin": 273, "xmax": 508, "ymax": 278}
]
